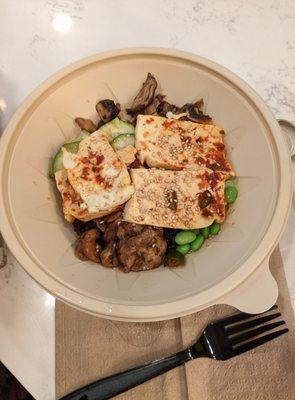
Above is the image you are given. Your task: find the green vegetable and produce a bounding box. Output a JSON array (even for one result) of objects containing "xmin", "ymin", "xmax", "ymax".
[
  {"xmin": 198, "ymin": 190, "xmax": 212, "ymax": 208},
  {"xmin": 175, "ymin": 231, "xmax": 197, "ymax": 246},
  {"xmin": 166, "ymin": 189, "xmax": 178, "ymax": 211},
  {"xmin": 200, "ymin": 226, "xmax": 210, "ymax": 239},
  {"xmin": 99, "ymin": 117, "xmax": 135, "ymax": 142},
  {"xmin": 191, "ymin": 235, "xmax": 205, "ymax": 251},
  {"xmin": 50, "ymin": 117, "xmax": 135, "ymax": 178},
  {"xmin": 49, "ymin": 141, "xmax": 80, "ymax": 178},
  {"xmin": 111, "ymin": 133, "xmax": 135, "ymax": 150},
  {"xmin": 225, "ymin": 180, "xmax": 235, "ymax": 188},
  {"xmin": 210, "ymin": 222, "xmax": 221, "ymax": 235},
  {"xmin": 164, "ymin": 250, "xmax": 185, "ymax": 268},
  {"xmin": 225, "ymin": 186, "xmax": 238, "ymax": 204},
  {"xmin": 176, "ymin": 243, "xmax": 191, "ymax": 255}
]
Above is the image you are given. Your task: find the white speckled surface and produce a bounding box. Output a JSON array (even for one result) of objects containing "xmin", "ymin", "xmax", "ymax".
[{"xmin": 0, "ymin": 1, "xmax": 294, "ymax": 399}]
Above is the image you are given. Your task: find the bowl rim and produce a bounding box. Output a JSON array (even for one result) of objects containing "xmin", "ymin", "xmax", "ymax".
[{"xmin": 0, "ymin": 47, "xmax": 292, "ymax": 321}]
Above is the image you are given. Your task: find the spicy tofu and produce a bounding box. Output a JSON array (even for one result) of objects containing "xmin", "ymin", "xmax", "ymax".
[
  {"xmin": 62, "ymin": 132, "xmax": 134, "ymax": 217},
  {"xmin": 135, "ymin": 115, "xmax": 233, "ymax": 176},
  {"xmin": 124, "ymin": 168, "xmax": 227, "ymax": 229},
  {"xmin": 116, "ymin": 145, "xmax": 137, "ymax": 166},
  {"xmin": 55, "ymin": 170, "xmax": 123, "ymax": 222}
]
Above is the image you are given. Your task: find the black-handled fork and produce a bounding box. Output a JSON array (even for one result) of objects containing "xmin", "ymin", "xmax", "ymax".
[{"xmin": 60, "ymin": 306, "xmax": 288, "ymax": 400}]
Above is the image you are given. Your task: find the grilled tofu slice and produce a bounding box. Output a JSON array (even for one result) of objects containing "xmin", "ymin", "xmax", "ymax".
[
  {"xmin": 124, "ymin": 168, "xmax": 227, "ymax": 229},
  {"xmin": 135, "ymin": 115, "xmax": 233, "ymax": 176},
  {"xmin": 61, "ymin": 131, "xmax": 134, "ymax": 217},
  {"xmin": 55, "ymin": 170, "xmax": 123, "ymax": 222},
  {"xmin": 116, "ymin": 145, "xmax": 137, "ymax": 166}
]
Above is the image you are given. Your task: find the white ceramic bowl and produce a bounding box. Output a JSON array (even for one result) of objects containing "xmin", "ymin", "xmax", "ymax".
[{"xmin": 0, "ymin": 48, "xmax": 292, "ymax": 321}]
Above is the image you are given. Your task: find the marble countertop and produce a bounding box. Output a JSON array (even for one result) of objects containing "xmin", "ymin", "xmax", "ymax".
[{"xmin": 0, "ymin": 1, "xmax": 294, "ymax": 399}]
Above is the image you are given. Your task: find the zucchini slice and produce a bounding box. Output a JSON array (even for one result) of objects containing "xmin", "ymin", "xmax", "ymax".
[
  {"xmin": 111, "ymin": 134, "xmax": 135, "ymax": 150},
  {"xmin": 49, "ymin": 141, "xmax": 80, "ymax": 178},
  {"xmin": 99, "ymin": 117, "xmax": 135, "ymax": 142},
  {"xmin": 49, "ymin": 118, "xmax": 135, "ymax": 178}
]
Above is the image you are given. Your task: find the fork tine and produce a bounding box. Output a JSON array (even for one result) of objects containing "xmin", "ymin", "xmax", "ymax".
[
  {"xmin": 226, "ymin": 312, "xmax": 281, "ymax": 336},
  {"xmin": 213, "ymin": 305, "xmax": 278, "ymax": 328},
  {"xmin": 229, "ymin": 320, "xmax": 285, "ymax": 346},
  {"xmin": 232, "ymin": 328, "xmax": 289, "ymax": 356}
]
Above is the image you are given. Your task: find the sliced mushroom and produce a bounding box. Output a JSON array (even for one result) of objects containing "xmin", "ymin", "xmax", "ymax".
[
  {"xmin": 177, "ymin": 100, "xmax": 212, "ymax": 123},
  {"xmin": 100, "ymin": 242, "xmax": 119, "ymax": 268},
  {"xmin": 72, "ymin": 219, "xmax": 97, "ymax": 235},
  {"xmin": 117, "ymin": 109, "xmax": 136, "ymax": 125},
  {"xmin": 156, "ymin": 100, "xmax": 179, "ymax": 117},
  {"xmin": 116, "ymin": 225, "xmax": 167, "ymax": 272},
  {"xmin": 74, "ymin": 229, "xmax": 101, "ymax": 263},
  {"xmin": 194, "ymin": 98, "xmax": 205, "ymax": 112},
  {"xmin": 103, "ymin": 220, "xmax": 120, "ymax": 244},
  {"xmin": 96, "ymin": 99, "xmax": 120, "ymax": 123},
  {"xmin": 116, "ymin": 221, "xmax": 146, "ymax": 240},
  {"xmin": 105, "ymin": 211, "xmax": 123, "ymax": 224},
  {"xmin": 75, "ymin": 117, "xmax": 97, "ymax": 133},
  {"xmin": 164, "ymin": 250, "xmax": 185, "ymax": 268},
  {"xmin": 163, "ymin": 228, "xmax": 180, "ymax": 250},
  {"xmin": 187, "ymin": 104, "xmax": 211, "ymax": 123},
  {"xmin": 94, "ymin": 218, "xmax": 107, "ymax": 233},
  {"xmin": 126, "ymin": 73, "xmax": 157, "ymax": 115},
  {"xmin": 74, "ymin": 237, "xmax": 89, "ymax": 261},
  {"xmin": 144, "ymin": 94, "xmax": 165, "ymax": 115},
  {"xmin": 177, "ymin": 101, "xmax": 198, "ymax": 114},
  {"xmin": 94, "ymin": 210, "xmax": 123, "ymax": 233}
]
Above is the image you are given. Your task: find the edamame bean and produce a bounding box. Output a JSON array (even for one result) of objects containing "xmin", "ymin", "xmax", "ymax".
[
  {"xmin": 225, "ymin": 186, "xmax": 238, "ymax": 204},
  {"xmin": 191, "ymin": 234, "xmax": 205, "ymax": 251},
  {"xmin": 176, "ymin": 243, "xmax": 191, "ymax": 255},
  {"xmin": 189, "ymin": 229, "xmax": 200, "ymax": 235},
  {"xmin": 201, "ymin": 226, "xmax": 210, "ymax": 239},
  {"xmin": 210, "ymin": 222, "xmax": 221, "ymax": 235},
  {"xmin": 175, "ymin": 231, "xmax": 197, "ymax": 245},
  {"xmin": 225, "ymin": 180, "xmax": 235, "ymax": 188}
]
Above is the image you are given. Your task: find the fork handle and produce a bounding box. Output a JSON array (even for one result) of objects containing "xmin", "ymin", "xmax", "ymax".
[{"xmin": 60, "ymin": 347, "xmax": 195, "ymax": 400}]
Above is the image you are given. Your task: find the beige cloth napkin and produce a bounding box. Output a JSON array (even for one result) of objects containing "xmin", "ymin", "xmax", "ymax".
[{"xmin": 56, "ymin": 247, "xmax": 295, "ymax": 399}]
